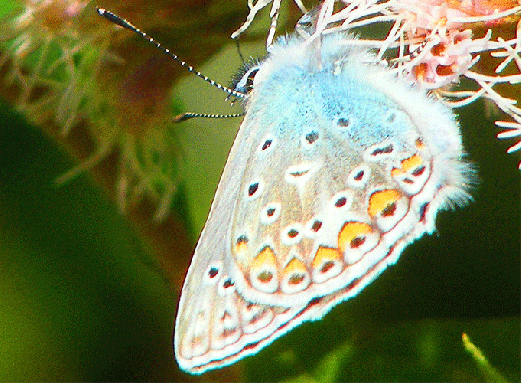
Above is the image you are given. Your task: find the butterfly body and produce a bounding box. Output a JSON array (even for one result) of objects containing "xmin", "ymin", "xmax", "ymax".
[{"xmin": 175, "ymin": 32, "xmax": 472, "ymax": 374}]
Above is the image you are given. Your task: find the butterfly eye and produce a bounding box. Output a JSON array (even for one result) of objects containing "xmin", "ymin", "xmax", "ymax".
[
  {"xmin": 248, "ymin": 182, "xmax": 259, "ymax": 197},
  {"xmin": 236, "ymin": 235, "xmax": 249, "ymax": 254},
  {"xmin": 245, "ymin": 68, "xmax": 259, "ymax": 92},
  {"xmin": 353, "ymin": 170, "xmax": 364, "ymax": 180},
  {"xmin": 281, "ymin": 223, "xmax": 304, "ymax": 245},
  {"xmin": 233, "ymin": 64, "xmax": 262, "ymax": 94},
  {"xmin": 304, "ymin": 217, "xmax": 324, "ymax": 238},
  {"xmin": 305, "ymin": 131, "xmax": 319, "ymax": 143}
]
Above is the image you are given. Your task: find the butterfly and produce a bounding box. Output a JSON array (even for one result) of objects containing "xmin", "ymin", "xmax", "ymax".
[{"xmin": 173, "ymin": 11, "xmax": 473, "ymax": 376}]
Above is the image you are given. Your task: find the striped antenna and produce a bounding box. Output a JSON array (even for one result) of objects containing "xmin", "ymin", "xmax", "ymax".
[
  {"xmin": 97, "ymin": 8, "xmax": 246, "ymax": 100},
  {"xmin": 173, "ymin": 112, "xmax": 245, "ymax": 123}
]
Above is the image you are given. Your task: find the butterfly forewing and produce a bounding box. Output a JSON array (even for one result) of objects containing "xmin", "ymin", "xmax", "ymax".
[{"xmin": 175, "ymin": 265, "xmax": 307, "ymax": 373}]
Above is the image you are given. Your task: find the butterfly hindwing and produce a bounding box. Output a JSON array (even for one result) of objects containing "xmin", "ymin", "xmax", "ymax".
[{"xmin": 227, "ymin": 35, "xmax": 471, "ymax": 308}]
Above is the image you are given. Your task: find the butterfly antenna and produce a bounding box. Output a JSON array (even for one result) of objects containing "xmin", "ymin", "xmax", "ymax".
[
  {"xmin": 97, "ymin": 8, "xmax": 245, "ymax": 100},
  {"xmin": 235, "ymin": 39, "xmax": 246, "ymax": 64},
  {"xmin": 173, "ymin": 112, "xmax": 245, "ymax": 123}
]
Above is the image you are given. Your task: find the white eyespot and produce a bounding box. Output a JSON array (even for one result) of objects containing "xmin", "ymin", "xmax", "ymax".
[
  {"xmin": 363, "ymin": 139, "xmax": 396, "ymax": 162},
  {"xmin": 260, "ymin": 202, "xmax": 281, "ymax": 225},
  {"xmin": 281, "ymin": 223, "xmax": 304, "ymax": 246},
  {"xmin": 280, "ymin": 256, "xmax": 310, "ymax": 294},
  {"xmin": 311, "ymin": 246, "xmax": 344, "ymax": 284},
  {"xmin": 258, "ymin": 135, "xmax": 275, "ymax": 152},
  {"xmin": 344, "ymin": 230, "xmax": 380, "ymax": 265},
  {"xmin": 337, "ymin": 221, "xmax": 380, "ymax": 265},
  {"xmin": 233, "ymin": 235, "xmax": 249, "ymax": 264},
  {"xmin": 305, "ymin": 216, "xmax": 324, "ymax": 237},
  {"xmin": 203, "ymin": 262, "xmax": 223, "ymax": 285},
  {"xmin": 285, "ymin": 162, "xmax": 318, "ymax": 187},
  {"xmin": 329, "ymin": 190, "xmax": 353, "ymax": 210},
  {"xmin": 347, "ymin": 165, "xmax": 371, "ymax": 188},
  {"xmin": 244, "ymin": 179, "xmax": 264, "ymax": 200},
  {"xmin": 217, "ymin": 275, "xmax": 236, "ymax": 296}
]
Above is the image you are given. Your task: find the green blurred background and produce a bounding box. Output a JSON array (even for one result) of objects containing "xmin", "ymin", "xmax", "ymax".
[{"xmin": 0, "ymin": 0, "xmax": 519, "ymax": 381}]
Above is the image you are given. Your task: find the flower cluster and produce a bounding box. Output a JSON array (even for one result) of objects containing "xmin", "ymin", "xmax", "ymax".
[{"xmin": 233, "ymin": 0, "xmax": 521, "ymax": 168}]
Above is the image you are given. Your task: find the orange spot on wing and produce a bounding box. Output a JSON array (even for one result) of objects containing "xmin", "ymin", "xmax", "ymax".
[
  {"xmin": 368, "ymin": 189, "xmax": 401, "ymax": 217},
  {"xmin": 392, "ymin": 154, "xmax": 424, "ymax": 176},
  {"xmin": 401, "ymin": 154, "xmax": 424, "ymax": 173},
  {"xmin": 338, "ymin": 222, "xmax": 372, "ymax": 253},
  {"xmin": 312, "ymin": 247, "xmax": 342, "ymax": 271},
  {"xmin": 282, "ymin": 258, "xmax": 307, "ymax": 285},
  {"xmin": 251, "ymin": 247, "xmax": 278, "ymax": 272},
  {"xmin": 236, "ymin": 242, "xmax": 248, "ymax": 253},
  {"xmin": 236, "ymin": 235, "xmax": 249, "ymax": 254},
  {"xmin": 284, "ymin": 258, "xmax": 307, "ymax": 275},
  {"xmin": 391, "ymin": 167, "xmax": 403, "ymax": 176}
]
